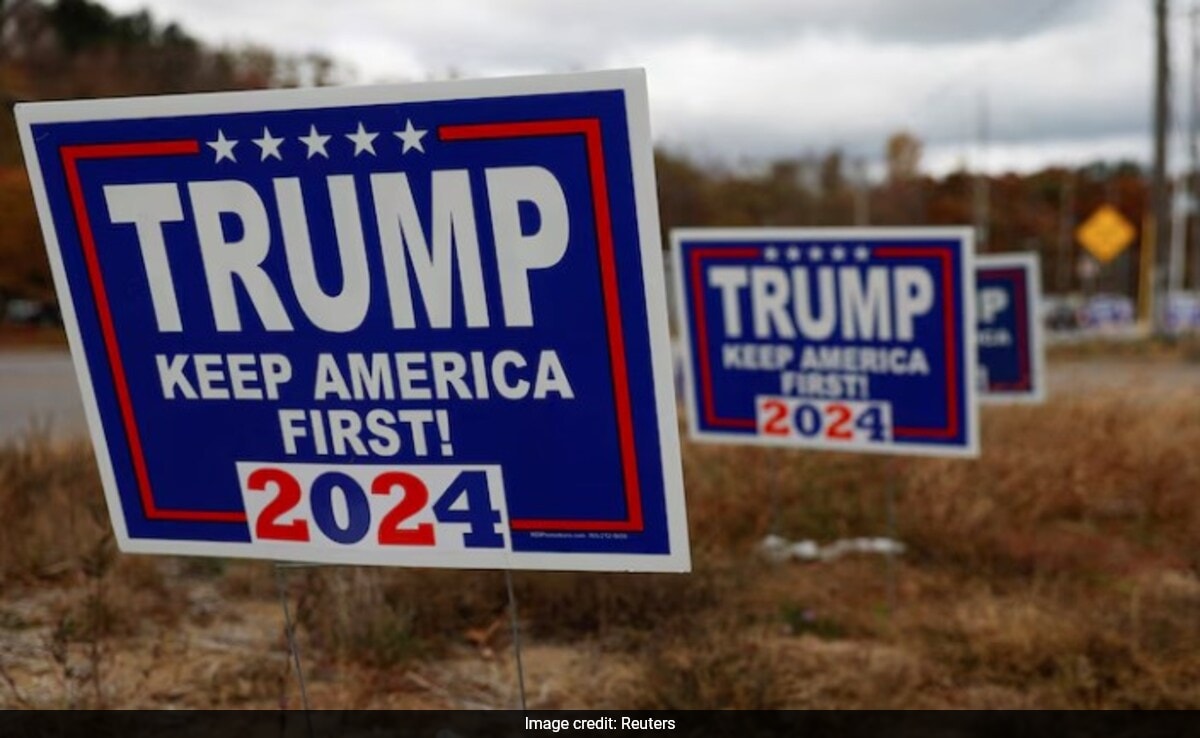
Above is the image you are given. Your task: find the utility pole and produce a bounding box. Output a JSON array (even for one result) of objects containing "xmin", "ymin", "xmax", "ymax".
[
  {"xmin": 1171, "ymin": 175, "xmax": 1188, "ymax": 292},
  {"xmin": 1190, "ymin": 2, "xmax": 1200, "ymax": 290},
  {"xmin": 973, "ymin": 90, "xmax": 991, "ymax": 252},
  {"xmin": 1151, "ymin": 0, "xmax": 1172, "ymax": 330},
  {"xmin": 1057, "ymin": 171, "xmax": 1075, "ymax": 293}
]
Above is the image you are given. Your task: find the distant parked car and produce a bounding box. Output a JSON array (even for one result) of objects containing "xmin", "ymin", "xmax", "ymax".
[
  {"xmin": 1164, "ymin": 291, "xmax": 1200, "ymax": 334},
  {"xmin": 3, "ymin": 298, "xmax": 61, "ymax": 327},
  {"xmin": 1042, "ymin": 294, "xmax": 1081, "ymax": 332}
]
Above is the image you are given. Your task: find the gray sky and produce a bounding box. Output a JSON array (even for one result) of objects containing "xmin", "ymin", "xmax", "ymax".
[{"xmin": 104, "ymin": 0, "xmax": 1176, "ymax": 175}]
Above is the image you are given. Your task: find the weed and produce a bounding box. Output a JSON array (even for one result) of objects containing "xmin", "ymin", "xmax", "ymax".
[
  {"xmin": 632, "ymin": 626, "xmax": 788, "ymax": 709},
  {"xmin": 780, "ymin": 604, "xmax": 844, "ymax": 640}
]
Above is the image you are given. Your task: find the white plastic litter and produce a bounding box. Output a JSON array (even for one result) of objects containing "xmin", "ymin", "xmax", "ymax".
[{"xmin": 758, "ymin": 534, "xmax": 905, "ymax": 563}]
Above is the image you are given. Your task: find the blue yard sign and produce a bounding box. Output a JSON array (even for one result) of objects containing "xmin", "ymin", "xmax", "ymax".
[
  {"xmin": 976, "ymin": 253, "xmax": 1045, "ymax": 404},
  {"xmin": 16, "ymin": 70, "xmax": 689, "ymax": 571},
  {"xmin": 673, "ymin": 228, "xmax": 979, "ymax": 457}
]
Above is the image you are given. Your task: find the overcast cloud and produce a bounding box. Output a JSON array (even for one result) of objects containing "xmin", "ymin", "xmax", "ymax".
[{"xmin": 104, "ymin": 0, "xmax": 1175, "ymax": 174}]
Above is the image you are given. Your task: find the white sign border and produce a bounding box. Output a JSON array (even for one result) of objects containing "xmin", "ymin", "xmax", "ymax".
[
  {"xmin": 16, "ymin": 69, "xmax": 691, "ymax": 573},
  {"xmin": 671, "ymin": 226, "xmax": 980, "ymax": 459}
]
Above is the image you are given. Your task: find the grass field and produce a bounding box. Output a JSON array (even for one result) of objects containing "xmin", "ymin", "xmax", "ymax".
[{"xmin": 1, "ymin": 354, "xmax": 1199, "ymax": 708}]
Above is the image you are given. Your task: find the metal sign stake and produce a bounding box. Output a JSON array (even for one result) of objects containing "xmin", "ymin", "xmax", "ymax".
[
  {"xmin": 274, "ymin": 564, "xmax": 314, "ymax": 732},
  {"xmin": 768, "ymin": 448, "xmax": 783, "ymax": 536},
  {"xmin": 504, "ymin": 569, "xmax": 529, "ymax": 710},
  {"xmin": 884, "ymin": 471, "xmax": 899, "ymax": 613}
]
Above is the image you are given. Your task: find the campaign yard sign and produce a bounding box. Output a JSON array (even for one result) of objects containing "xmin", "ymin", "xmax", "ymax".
[
  {"xmin": 673, "ymin": 228, "xmax": 979, "ymax": 457},
  {"xmin": 976, "ymin": 253, "xmax": 1045, "ymax": 404},
  {"xmin": 16, "ymin": 69, "xmax": 689, "ymax": 572}
]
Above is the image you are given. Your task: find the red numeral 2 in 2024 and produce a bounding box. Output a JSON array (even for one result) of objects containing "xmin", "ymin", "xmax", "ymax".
[
  {"xmin": 246, "ymin": 468, "xmax": 504, "ymax": 548},
  {"xmin": 760, "ymin": 400, "xmax": 888, "ymax": 442}
]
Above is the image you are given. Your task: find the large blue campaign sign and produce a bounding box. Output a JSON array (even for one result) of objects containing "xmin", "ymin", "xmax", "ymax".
[
  {"xmin": 16, "ymin": 70, "xmax": 689, "ymax": 572},
  {"xmin": 976, "ymin": 253, "xmax": 1046, "ymax": 404},
  {"xmin": 673, "ymin": 228, "xmax": 979, "ymax": 457}
]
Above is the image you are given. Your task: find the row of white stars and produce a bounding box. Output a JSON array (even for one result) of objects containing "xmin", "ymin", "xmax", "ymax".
[
  {"xmin": 205, "ymin": 119, "xmax": 428, "ymax": 163},
  {"xmin": 763, "ymin": 244, "xmax": 871, "ymax": 263}
]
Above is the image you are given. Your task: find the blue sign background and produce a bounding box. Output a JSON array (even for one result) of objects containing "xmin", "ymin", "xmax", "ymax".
[
  {"xmin": 673, "ymin": 229, "xmax": 978, "ymax": 457},
  {"xmin": 18, "ymin": 72, "xmax": 688, "ymax": 569}
]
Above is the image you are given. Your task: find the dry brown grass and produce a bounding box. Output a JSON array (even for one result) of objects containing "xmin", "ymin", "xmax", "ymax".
[
  {"xmin": 902, "ymin": 394, "xmax": 1200, "ymax": 578},
  {"xmin": 0, "ymin": 433, "xmax": 109, "ymax": 583},
  {"xmin": 2, "ymin": 360, "xmax": 1200, "ymax": 708},
  {"xmin": 1046, "ymin": 335, "xmax": 1200, "ymax": 362}
]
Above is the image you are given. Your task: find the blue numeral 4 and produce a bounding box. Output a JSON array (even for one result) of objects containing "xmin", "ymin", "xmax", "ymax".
[
  {"xmin": 855, "ymin": 406, "xmax": 886, "ymax": 441},
  {"xmin": 433, "ymin": 471, "xmax": 505, "ymax": 548}
]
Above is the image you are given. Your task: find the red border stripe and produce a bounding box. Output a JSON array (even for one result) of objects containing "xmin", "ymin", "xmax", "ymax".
[
  {"xmin": 61, "ymin": 140, "xmax": 246, "ymax": 523},
  {"xmin": 980, "ymin": 269, "xmax": 1031, "ymax": 391},
  {"xmin": 688, "ymin": 246, "xmax": 758, "ymax": 429},
  {"xmin": 876, "ymin": 247, "xmax": 959, "ymax": 439},
  {"xmin": 441, "ymin": 119, "xmax": 645, "ymax": 533},
  {"xmin": 67, "ymin": 123, "xmax": 650, "ymax": 533},
  {"xmin": 687, "ymin": 244, "xmax": 962, "ymax": 440}
]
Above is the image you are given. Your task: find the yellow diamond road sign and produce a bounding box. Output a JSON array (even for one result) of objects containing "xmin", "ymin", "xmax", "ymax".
[{"xmin": 1076, "ymin": 204, "xmax": 1135, "ymax": 263}]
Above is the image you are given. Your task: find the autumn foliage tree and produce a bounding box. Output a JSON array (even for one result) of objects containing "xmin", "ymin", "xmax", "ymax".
[
  {"xmin": 0, "ymin": 167, "xmax": 46, "ymax": 298},
  {"xmin": 0, "ymin": 1, "xmax": 1160, "ymax": 313},
  {"xmin": 0, "ymin": 0, "xmax": 343, "ymax": 306},
  {"xmin": 655, "ymin": 132, "xmax": 1151, "ymax": 296}
]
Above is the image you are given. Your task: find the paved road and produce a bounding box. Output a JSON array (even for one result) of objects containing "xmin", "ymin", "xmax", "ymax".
[
  {"xmin": 1, "ymin": 349, "xmax": 1198, "ymax": 444},
  {"xmin": 1048, "ymin": 358, "xmax": 1200, "ymax": 397},
  {"xmin": 0, "ymin": 350, "xmax": 89, "ymax": 443}
]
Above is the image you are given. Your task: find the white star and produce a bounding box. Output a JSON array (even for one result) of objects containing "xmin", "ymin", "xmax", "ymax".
[
  {"xmin": 786, "ymin": 245, "xmax": 801, "ymax": 262},
  {"xmin": 831, "ymin": 245, "xmax": 847, "ymax": 261},
  {"xmin": 346, "ymin": 122, "xmax": 378, "ymax": 157},
  {"xmin": 299, "ymin": 125, "xmax": 331, "ymax": 159},
  {"xmin": 395, "ymin": 119, "xmax": 427, "ymax": 154},
  {"xmin": 808, "ymin": 246, "xmax": 823, "ymax": 261},
  {"xmin": 252, "ymin": 127, "xmax": 284, "ymax": 161},
  {"xmin": 854, "ymin": 245, "xmax": 870, "ymax": 262},
  {"xmin": 206, "ymin": 130, "xmax": 237, "ymax": 163},
  {"xmin": 763, "ymin": 246, "xmax": 779, "ymax": 262}
]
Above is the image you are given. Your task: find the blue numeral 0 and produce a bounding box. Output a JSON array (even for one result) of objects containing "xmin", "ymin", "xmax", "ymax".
[
  {"xmin": 311, "ymin": 471, "xmax": 371, "ymax": 544},
  {"xmin": 433, "ymin": 471, "xmax": 504, "ymax": 548},
  {"xmin": 793, "ymin": 403, "xmax": 822, "ymax": 437}
]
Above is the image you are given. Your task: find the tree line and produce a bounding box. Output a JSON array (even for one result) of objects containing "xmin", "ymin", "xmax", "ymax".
[
  {"xmin": 0, "ymin": 0, "xmax": 1155, "ymax": 309},
  {"xmin": 0, "ymin": 0, "xmax": 341, "ymax": 303},
  {"xmin": 654, "ymin": 137, "xmax": 1150, "ymax": 298}
]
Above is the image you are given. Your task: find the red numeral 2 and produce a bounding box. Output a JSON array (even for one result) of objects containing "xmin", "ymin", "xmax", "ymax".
[
  {"xmin": 372, "ymin": 472, "xmax": 435, "ymax": 546},
  {"xmin": 825, "ymin": 404, "xmax": 853, "ymax": 440},
  {"xmin": 762, "ymin": 400, "xmax": 789, "ymax": 435},
  {"xmin": 248, "ymin": 467, "xmax": 310, "ymax": 541}
]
